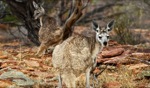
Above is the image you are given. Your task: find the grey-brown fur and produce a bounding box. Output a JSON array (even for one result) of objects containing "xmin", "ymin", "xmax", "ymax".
[
  {"xmin": 33, "ymin": 1, "xmax": 63, "ymax": 56},
  {"xmin": 52, "ymin": 20, "xmax": 114, "ymax": 88},
  {"xmin": 53, "ymin": 32, "xmax": 99, "ymax": 88}
]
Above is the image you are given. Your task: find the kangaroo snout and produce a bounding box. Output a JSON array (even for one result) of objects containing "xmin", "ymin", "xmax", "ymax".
[{"xmin": 103, "ymin": 41, "xmax": 107, "ymax": 46}]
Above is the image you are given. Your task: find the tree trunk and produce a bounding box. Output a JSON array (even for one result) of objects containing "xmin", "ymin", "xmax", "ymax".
[
  {"xmin": 5, "ymin": 0, "xmax": 41, "ymax": 46},
  {"xmin": 62, "ymin": 0, "xmax": 89, "ymax": 40}
]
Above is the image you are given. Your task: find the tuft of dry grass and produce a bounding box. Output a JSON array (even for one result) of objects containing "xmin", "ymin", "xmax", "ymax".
[
  {"xmin": 98, "ymin": 66, "xmax": 134, "ymax": 88},
  {"xmin": 92, "ymin": 65, "xmax": 149, "ymax": 88}
]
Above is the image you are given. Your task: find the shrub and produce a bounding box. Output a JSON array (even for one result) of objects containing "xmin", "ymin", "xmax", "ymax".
[{"xmin": 113, "ymin": 15, "xmax": 145, "ymax": 45}]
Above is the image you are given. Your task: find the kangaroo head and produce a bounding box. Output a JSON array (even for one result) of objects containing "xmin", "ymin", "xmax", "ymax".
[
  {"xmin": 33, "ymin": 1, "xmax": 45, "ymax": 20},
  {"xmin": 92, "ymin": 20, "xmax": 114, "ymax": 47}
]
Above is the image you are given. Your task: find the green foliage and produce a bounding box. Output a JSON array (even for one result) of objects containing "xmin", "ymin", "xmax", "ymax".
[
  {"xmin": 113, "ymin": 14, "xmax": 145, "ymax": 45},
  {"xmin": 2, "ymin": 15, "xmax": 18, "ymax": 22},
  {"xmin": 138, "ymin": 70, "xmax": 150, "ymax": 79},
  {"xmin": 112, "ymin": 1, "xmax": 147, "ymax": 45},
  {"xmin": 0, "ymin": 1, "xmax": 19, "ymax": 24}
]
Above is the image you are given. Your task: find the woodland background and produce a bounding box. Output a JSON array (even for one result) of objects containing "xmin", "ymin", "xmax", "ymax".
[{"xmin": 0, "ymin": 0, "xmax": 149, "ymax": 88}]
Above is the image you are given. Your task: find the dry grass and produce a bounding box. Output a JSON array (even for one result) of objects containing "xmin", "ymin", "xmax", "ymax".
[
  {"xmin": 87, "ymin": 65, "xmax": 150, "ymax": 88},
  {"xmin": 112, "ymin": 14, "xmax": 148, "ymax": 45},
  {"xmin": 70, "ymin": 65, "xmax": 137, "ymax": 88},
  {"xmin": 0, "ymin": 39, "xmax": 149, "ymax": 88},
  {"xmin": 97, "ymin": 66, "xmax": 135, "ymax": 88}
]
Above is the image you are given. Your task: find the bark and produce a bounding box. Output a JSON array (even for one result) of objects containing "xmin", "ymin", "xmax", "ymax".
[
  {"xmin": 62, "ymin": 0, "xmax": 89, "ymax": 40},
  {"xmin": 5, "ymin": 0, "xmax": 41, "ymax": 46}
]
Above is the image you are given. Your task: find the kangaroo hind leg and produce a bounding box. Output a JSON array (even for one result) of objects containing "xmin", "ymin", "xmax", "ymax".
[{"xmin": 62, "ymin": 73, "xmax": 77, "ymax": 88}]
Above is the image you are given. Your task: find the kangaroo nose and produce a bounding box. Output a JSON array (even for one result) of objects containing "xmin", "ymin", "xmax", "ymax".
[{"xmin": 103, "ymin": 42, "xmax": 107, "ymax": 46}]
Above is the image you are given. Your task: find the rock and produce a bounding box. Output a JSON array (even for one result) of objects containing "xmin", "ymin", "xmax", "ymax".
[
  {"xmin": 97, "ymin": 54, "xmax": 128, "ymax": 64},
  {"xmin": 103, "ymin": 55, "xmax": 128, "ymax": 64},
  {"xmin": 97, "ymin": 58, "xmax": 108, "ymax": 63},
  {"xmin": 131, "ymin": 53, "xmax": 150, "ymax": 60},
  {"xmin": 141, "ymin": 71, "xmax": 150, "ymax": 79},
  {"xmin": 0, "ymin": 69, "xmax": 35, "ymax": 87},
  {"xmin": 122, "ymin": 50, "xmax": 131, "ymax": 55},
  {"xmin": 101, "ymin": 48, "xmax": 124, "ymax": 58}
]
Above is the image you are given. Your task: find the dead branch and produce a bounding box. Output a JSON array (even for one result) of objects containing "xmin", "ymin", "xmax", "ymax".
[
  {"xmin": 78, "ymin": 12, "xmax": 125, "ymax": 24},
  {"xmin": 78, "ymin": 2, "xmax": 123, "ymax": 24},
  {"xmin": 58, "ymin": 0, "xmax": 70, "ymax": 26},
  {"xmin": 95, "ymin": 64, "xmax": 108, "ymax": 78},
  {"xmin": 62, "ymin": 0, "xmax": 89, "ymax": 40}
]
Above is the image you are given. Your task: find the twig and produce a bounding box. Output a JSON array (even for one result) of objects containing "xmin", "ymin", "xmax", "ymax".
[
  {"xmin": 91, "ymin": 64, "xmax": 108, "ymax": 87},
  {"xmin": 81, "ymin": 0, "xmax": 90, "ymax": 10},
  {"xmin": 95, "ymin": 64, "xmax": 108, "ymax": 78}
]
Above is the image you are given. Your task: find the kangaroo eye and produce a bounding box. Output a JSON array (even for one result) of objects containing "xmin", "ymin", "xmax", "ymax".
[
  {"xmin": 99, "ymin": 36, "xmax": 102, "ymax": 39},
  {"xmin": 107, "ymin": 36, "xmax": 109, "ymax": 38}
]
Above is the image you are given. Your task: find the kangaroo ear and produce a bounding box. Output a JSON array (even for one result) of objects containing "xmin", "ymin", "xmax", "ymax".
[
  {"xmin": 41, "ymin": 2, "xmax": 44, "ymax": 6},
  {"xmin": 33, "ymin": 1, "xmax": 39, "ymax": 9},
  {"xmin": 92, "ymin": 21, "xmax": 99, "ymax": 32},
  {"xmin": 107, "ymin": 20, "xmax": 115, "ymax": 31}
]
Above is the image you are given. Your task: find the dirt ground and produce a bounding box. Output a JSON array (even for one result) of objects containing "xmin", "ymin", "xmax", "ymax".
[{"xmin": 0, "ymin": 27, "xmax": 149, "ymax": 88}]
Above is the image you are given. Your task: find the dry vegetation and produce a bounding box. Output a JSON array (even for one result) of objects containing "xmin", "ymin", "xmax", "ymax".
[
  {"xmin": 0, "ymin": 27, "xmax": 149, "ymax": 88},
  {"xmin": 0, "ymin": 0, "xmax": 150, "ymax": 88}
]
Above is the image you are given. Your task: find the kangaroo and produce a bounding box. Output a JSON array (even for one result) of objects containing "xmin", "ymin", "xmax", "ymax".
[
  {"xmin": 52, "ymin": 20, "xmax": 114, "ymax": 88},
  {"xmin": 33, "ymin": 1, "xmax": 63, "ymax": 56}
]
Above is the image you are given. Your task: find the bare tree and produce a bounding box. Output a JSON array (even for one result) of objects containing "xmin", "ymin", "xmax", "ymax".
[
  {"xmin": 5, "ymin": 0, "xmax": 41, "ymax": 46},
  {"xmin": 4, "ymin": 0, "xmax": 147, "ymax": 46},
  {"xmin": 4, "ymin": 0, "xmax": 88, "ymax": 46},
  {"xmin": 62, "ymin": 0, "xmax": 89, "ymax": 40}
]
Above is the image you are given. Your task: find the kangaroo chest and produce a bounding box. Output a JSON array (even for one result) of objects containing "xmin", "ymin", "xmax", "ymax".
[{"xmin": 91, "ymin": 43, "xmax": 101, "ymax": 59}]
